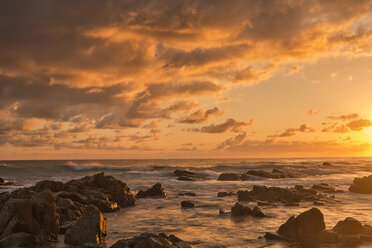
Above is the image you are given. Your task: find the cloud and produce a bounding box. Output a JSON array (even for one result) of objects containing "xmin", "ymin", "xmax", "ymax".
[
  {"xmin": 322, "ymin": 118, "xmax": 372, "ymax": 133},
  {"xmin": 187, "ymin": 118, "xmax": 254, "ymax": 133},
  {"xmin": 347, "ymin": 119, "xmax": 372, "ymax": 131},
  {"xmin": 328, "ymin": 113, "xmax": 360, "ymax": 121},
  {"xmin": 307, "ymin": 109, "xmax": 320, "ymax": 115},
  {"xmin": 178, "ymin": 107, "xmax": 224, "ymax": 124},
  {"xmin": 270, "ymin": 124, "xmax": 315, "ymax": 138},
  {"xmin": 217, "ymin": 132, "xmax": 247, "ymax": 149}
]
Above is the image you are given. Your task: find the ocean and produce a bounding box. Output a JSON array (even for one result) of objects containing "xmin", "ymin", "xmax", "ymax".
[{"xmin": 1, "ymin": 158, "xmax": 372, "ymax": 247}]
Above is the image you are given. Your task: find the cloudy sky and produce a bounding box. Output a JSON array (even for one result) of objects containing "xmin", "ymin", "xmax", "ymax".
[{"xmin": 1, "ymin": 0, "xmax": 372, "ymax": 159}]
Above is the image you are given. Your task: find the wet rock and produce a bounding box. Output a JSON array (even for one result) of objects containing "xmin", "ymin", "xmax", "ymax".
[
  {"xmin": 64, "ymin": 205, "xmax": 106, "ymax": 246},
  {"xmin": 55, "ymin": 191, "xmax": 87, "ymax": 204},
  {"xmin": 0, "ymin": 232, "xmax": 37, "ymax": 248},
  {"xmin": 136, "ymin": 183, "xmax": 167, "ymax": 198},
  {"xmin": 251, "ymin": 206, "xmax": 266, "ymax": 217},
  {"xmin": 181, "ymin": 201, "xmax": 195, "ymax": 208},
  {"xmin": 174, "ymin": 170, "xmax": 206, "ymax": 181},
  {"xmin": 0, "ymin": 178, "xmax": 14, "ymax": 187},
  {"xmin": 56, "ymin": 197, "xmax": 85, "ymax": 224},
  {"xmin": 179, "ymin": 192, "xmax": 196, "ymax": 196},
  {"xmin": 237, "ymin": 190, "xmax": 255, "ymax": 201},
  {"xmin": 231, "ymin": 202, "xmax": 251, "ymax": 216},
  {"xmin": 0, "ymin": 198, "xmax": 35, "ymax": 238},
  {"xmin": 31, "ymin": 190, "xmax": 60, "ymax": 241},
  {"xmin": 316, "ymin": 229, "xmax": 339, "ymax": 244},
  {"xmin": 110, "ymin": 233, "xmax": 192, "ymax": 248},
  {"xmin": 312, "ymin": 183, "xmax": 345, "ymax": 193},
  {"xmin": 32, "ymin": 180, "xmax": 64, "ymax": 192},
  {"xmin": 349, "ymin": 175, "xmax": 372, "ymax": 194},
  {"xmin": 217, "ymin": 173, "xmax": 241, "ymax": 181},
  {"xmin": 333, "ymin": 217, "xmax": 363, "ymax": 235},
  {"xmin": 264, "ymin": 232, "xmax": 291, "ymax": 242},
  {"xmin": 277, "ymin": 208, "xmax": 325, "ymax": 243},
  {"xmin": 217, "ymin": 192, "xmax": 235, "ymax": 197}
]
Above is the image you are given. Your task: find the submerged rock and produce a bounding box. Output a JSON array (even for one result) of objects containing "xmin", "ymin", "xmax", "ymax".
[
  {"xmin": 251, "ymin": 206, "xmax": 267, "ymax": 217},
  {"xmin": 217, "ymin": 173, "xmax": 241, "ymax": 181},
  {"xmin": 312, "ymin": 183, "xmax": 345, "ymax": 193},
  {"xmin": 181, "ymin": 201, "xmax": 195, "ymax": 208},
  {"xmin": 349, "ymin": 175, "xmax": 372, "ymax": 194},
  {"xmin": 218, "ymin": 169, "xmax": 302, "ymax": 181},
  {"xmin": 217, "ymin": 191, "xmax": 235, "ymax": 197},
  {"xmin": 179, "ymin": 192, "xmax": 196, "ymax": 196},
  {"xmin": 110, "ymin": 233, "xmax": 192, "ymax": 248},
  {"xmin": 64, "ymin": 205, "xmax": 106, "ymax": 246},
  {"xmin": 136, "ymin": 183, "xmax": 167, "ymax": 198},
  {"xmin": 174, "ymin": 170, "xmax": 207, "ymax": 181}
]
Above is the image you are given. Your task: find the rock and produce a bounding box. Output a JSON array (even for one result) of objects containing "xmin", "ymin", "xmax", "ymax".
[
  {"xmin": 333, "ymin": 217, "xmax": 363, "ymax": 235},
  {"xmin": 32, "ymin": 180, "xmax": 64, "ymax": 192},
  {"xmin": 181, "ymin": 201, "xmax": 195, "ymax": 208},
  {"xmin": 110, "ymin": 233, "xmax": 192, "ymax": 248},
  {"xmin": 316, "ymin": 229, "xmax": 339, "ymax": 244},
  {"xmin": 251, "ymin": 206, "xmax": 266, "ymax": 217},
  {"xmin": 284, "ymin": 202, "xmax": 299, "ymax": 206},
  {"xmin": 217, "ymin": 192, "xmax": 235, "ymax": 197},
  {"xmin": 64, "ymin": 205, "xmax": 106, "ymax": 246},
  {"xmin": 231, "ymin": 202, "xmax": 251, "ymax": 216},
  {"xmin": 277, "ymin": 208, "xmax": 325, "ymax": 243},
  {"xmin": 217, "ymin": 173, "xmax": 241, "ymax": 181},
  {"xmin": 237, "ymin": 190, "xmax": 255, "ymax": 201},
  {"xmin": 313, "ymin": 201, "xmax": 324, "ymax": 206},
  {"xmin": 312, "ymin": 183, "xmax": 345, "ymax": 193},
  {"xmin": 0, "ymin": 232, "xmax": 37, "ymax": 248},
  {"xmin": 322, "ymin": 162, "xmax": 332, "ymax": 166},
  {"xmin": 55, "ymin": 191, "xmax": 87, "ymax": 204},
  {"xmin": 349, "ymin": 175, "xmax": 372, "ymax": 194},
  {"xmin": 0, "ymin": 198, "xmax": 35, "ymax": 238},
  {"xmin": 174, "ymin": 170, "xmax": 206, "ymax": 181},
  {"xmin": 31, "ymin": 190, "xmax": 60, "ymax": 241},
  {"xmin": 136, "ymin": 183, "xmax": 167, "ymax": 198},
  {"xmin": 179, "ymin": 192, "xmax": 196, "ymax": 196},
  {"xmin": 56, "ymin": 197, "xmax": 85, "ymax": 224},
  {"xmin": 264, "ymin": 232, "xmax": 291, "ymax": 241},
  {"xmin": 0, "ymin": 178, "xmax": 14, "ymax": 187}
]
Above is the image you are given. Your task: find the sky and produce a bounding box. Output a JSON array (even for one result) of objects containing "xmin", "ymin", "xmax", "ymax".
[{"xmin": 0, "ymin": 0, "xmax": 372, "ymax": 159}]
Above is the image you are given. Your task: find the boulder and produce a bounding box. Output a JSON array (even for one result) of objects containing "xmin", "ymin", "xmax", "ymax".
[
  {"xmin": 217, "ymin": 173, "xmax": 241, "ymax": 181},
  {"xmin": 64, "ymin": 205, "xmax": 106, "ymax": 246},
  {"xmin": 231, "ymin": 202, "xmax": 251, "ymax": 216},
  {"xmin": 316, "ymin": 229, "xmax": 339, "ymax": 244},
  {"xmin": 276, "ymin": 208, "xmax": 325, "ymax": 243},
  {"xmin": 237, "ymin": 190, "xmax": 255, "ymax": 201},
  {"xmin": 349, "ymin": 175, "xmax": 372, "ymax": 194},
  {"xmin": 181, "ymin": 201, "xmax": 195, "ymax": 208},
  {"xmin": 0, "ymin": 232, "xmax": 37, "ymax": 248},
  {"xmin": 0, "ymin": 198, "xmax": 34, "ymax": 238},
  {"xmin": 333, "ymin": 217, "xmax": 363, "ymax": 235},
  {"xmin": 32, "ymin": 180, "xmax": 64, "ymax": 192},
  {"xmin": 31, "ymin": 190, "xmax": 60, "ymax": 241},
  {"xmin": 136, "ymin": 183, "xmax": 167, "ymax": 198},
  {"xmin": 110, "ymin": 233, "xmax": 192, "ymax": 248},
  {"xmin": 251, "ymin": 206, "xmax": 266, "ymax": 217},
  {"xmin": 56, "ymin": 197, "xmax": 85, "ymax": 224}
]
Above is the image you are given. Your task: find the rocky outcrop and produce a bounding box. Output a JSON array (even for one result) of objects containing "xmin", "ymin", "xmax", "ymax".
[
  {"xmin": 312, "ymin": 183, "xmax": 345, "ymax": 193},
  {"xmin": 237, "ymin": 185, "xmax": 336, "ymax": 205},
  {"xmin": 173, "ymin": 170, "xmax": 207, "ymax": 181},
  {"xmin": 217, "ymin": 192, "xmax": 235, "ymax": 197},
  {"xmin": 110, "ymin": 233, "xmax": 192, "ymax": 248},
  {"xmin": 217, "ymin": 173, "xmax": 242, "ymax": 181},
  {"xmin": 266, "ymin": 208, "xmax": 372, "ymax": 246},
  {"xmin": 231, "ymin": 202, "xmax": 267, "ymax": 217},
  {"xmin": 217, "ymin": 169, "xmax": 303, "ymax": 181},
  {"xmin": 349, "ymin": 175, "xmax": 372, "ymax": 194},
  {"xmin": 136, "ymin": 183, "xmax": 167, "ymax": 198},
  {"xmin": 64, "ymin": 205, "xmax": 106, "ymax": 247}
]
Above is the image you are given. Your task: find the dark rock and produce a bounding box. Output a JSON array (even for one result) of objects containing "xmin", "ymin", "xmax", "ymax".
[
  {"xmin": 0, "ymin": 232, "xmax": 37, "ymax": 248},
  {"xmin": 174, "ymin": 170, "xmax": 206, "ymax": 181},
  {"xmin": 32, "ymin": 180, "xmax": 64, "ymax": 192},
  {"xmin": 179, "ymin": 192, "xmax": 196, "ymax": 196},
  {"xmin": 237, "ymin": 190, "xmax": 255, "ymax": 201},
  {"xmin": 217, "ymin": 192, "xmax": 235, "ymax": 197},
  {"xmin": 264, "ymin": 232, "xmax": 291, "ymax": 241},
  {"xmin": 56, "ymin": 197, "xmax": 85, "ymax": 224},
  {"xmin": 136, "ymin": 183, "xmax": 167, "ymax": 198},
  {"xmin": 217, "ymin": 173, "xmax": 241, "ymax": 181},
  {"xmin": 0, "ymin": 198, "xmax": 34, "ymax": 238},
  {"xmin": 312, "ymin": 183, "xmax": 345, "ymax": 193},
  {"xmin": 349, "ymin": 175, "xmax": 372, "ymax": 194},
  {"xmin": 31, "ymin": 190, "xmax": 60, "ymax": 241},
  {"xmin": 181, "ymin": 201, "xmax": 195, "ymax": 208},
  {"xmin": 64, "ymin": 205, "xmax": 106, "ymax": 246},
  {"xmin": 333, "ymin": 217, "xmax": 363, "ymax": 235},
  {"xmin": 316, "ymin": 229, "xmax": 339, "ymax": 244},
  {"xmin": 0, "ymin": 178, "xmax": 14, "ymax": 187},
  {"xmin": 231, "ymin": 202, "xmax": 251, "ymax": 216},
  {"xmin": 110, "ymin": 233, "xmax": 192, "ymax": 248},
  {"xmin": 251, "ymin": 206, "xmax": 266, "ymax": 217},
  {"xmin": 55, "ymin": 191, "xmax": 87, "ymax": 204},
  {"xmin": 322, "ymin": 162, "xmax": 332, "ymax": 166},
  {"xmin": 246, "ymin": 169, "xmax": 301, "ymax": 179},
  {"xmin": 313, "ymin": 201, "xmax": 325, "ymax": 206},
  {"xmin": 284, "ymin": 202, "xmax": 299, "ymax": 206},
  {"xmin": 277, "ymin": 208, "xmax": 325, "ymax": 243}
]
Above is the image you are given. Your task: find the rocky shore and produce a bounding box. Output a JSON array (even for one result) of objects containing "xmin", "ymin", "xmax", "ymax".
[{"xmin": 1, "ymin": 167, "xmax": 372, "ymax": 247}]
